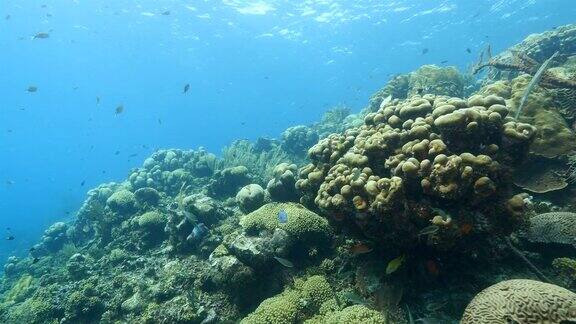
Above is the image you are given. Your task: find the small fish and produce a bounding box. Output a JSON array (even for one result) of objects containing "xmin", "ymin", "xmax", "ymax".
[
  {"xmin": 386, "ymin": 255, "xmax": 406, "ymax": 275},
  {"xmin": 6, "ymin": 227, "xmax": 11, "ymax": 231},
  {"xmin": 379, "ymin": 94, "xmax": 392, "ymax": 109},
  {"xmin": 158, "ymin": 118, "xmax": 162, "ymax": 125},
  {"xmin": 96, "ymin": 97, "xmax": 100, "ymax": 105},
  {"xmin": 349, "ymin": 243, "xmax": 373, "ymax": 255},
  {"xmin": 5, "ymin": 180, "xmax": 14, "ymax": 186},
  {"xmin": 416, "ymin": 88, "xmax": 424, "ymax": 95},
  {"xmin": 29, "ymin": 247, "xmax": 36, "ymax": 252},
  {"xmin": 183, "ymin": 83, "xmax": 190, "ymax": 93},
  {"xmin": 6, "ymin": 235, "xmax": 15, "ymax": 241},
  {"xmin": 421, "ymin": 48, "xmax": 429, "ymax": 55},
  {"xmin": 278, "ymin": 209, "xmax": 288, "ymax": 223},
  {"xmin": 80, "ymin": 180, "xmax": 85, "ymax": 186},
  {"xmin": 161, "ymin": 11, "xmax": 171, "ymax": 16},
  {"xmin": 129, "ymin": 153, "xmax": 138, "ymax": 157},
  {"xmin": 114, "ymin": 150, "xmax": 120, "ymax": 155},
  {"xmin": 440, "ymin": 60, "xmax": 448, "ymax": 64},
  {"xmin": 5, "ymin": 15, "xmax": 11, "ymax": 20},
  {"xmin": 32, "ymin": 257, "xmax": 40, "ymax": 264},
  {"xmin": 466, "ymin": 48, "xmax": 472, "ymax": 54},
  {"xmin": 27, "ymin": 86, "xmax": 38, "ymax": 92},
  {"xmin": 33, "ymin": 32, "xmax": 50, "ymax": 39},
  {"xmin": 115, "ymin": 105, "xmax": 124, "ymax": 114},
  {"xmin": 273, "ymin": 256, "xmax": 294, "ymax": 268}
]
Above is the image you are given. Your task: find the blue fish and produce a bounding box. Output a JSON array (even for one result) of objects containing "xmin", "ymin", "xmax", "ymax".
[{"xmin": 278, "ymin": 209, "xmax": 288, "ymax": 223}]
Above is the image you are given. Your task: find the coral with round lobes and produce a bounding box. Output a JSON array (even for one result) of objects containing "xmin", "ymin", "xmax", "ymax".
[
  {"xmin": 297, "ymin": 94, "xmax": 536, "ymax": 251},
  {"xmin": 461, "ymin": 279, "xmax": 576, "ymax": 324},
  {"xmin": 266, "ymin": 163, "xmax": 300, "ymax": 202}
]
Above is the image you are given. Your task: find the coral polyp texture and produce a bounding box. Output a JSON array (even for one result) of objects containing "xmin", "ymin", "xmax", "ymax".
[
  {"xmin": 297, "ymin": 94, "xmax": 536, "ymax": 251},
  {"xmin": 461, "ymin": 279, "xmax": 576, "ymax": 324}
]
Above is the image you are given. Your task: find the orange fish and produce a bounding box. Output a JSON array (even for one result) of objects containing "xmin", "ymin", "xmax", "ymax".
[{"xmin": 349, "ymin": 243, "xmax": 373, "ymax": 255}]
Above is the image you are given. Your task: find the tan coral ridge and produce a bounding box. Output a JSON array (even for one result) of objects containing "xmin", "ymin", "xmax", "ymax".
[
  {"xmin": 461, "ymin": 279, "xmax": 576, "ymax": 323},
  {"xmin": 297, "ymin": 93, "xmax": 536, "ymax": 250}
]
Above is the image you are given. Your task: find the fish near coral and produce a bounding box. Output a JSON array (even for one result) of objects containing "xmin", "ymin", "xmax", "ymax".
[
  {"xmin": 349, "ymin": 243, "xmax": 373, "ymax": 255},
  {"xmin": 277, "ymin": 209, "xmax": 288, "ymax": 223},
  {"xmin": 386, "ymin": 255, "xmax": 406, "ymax": 275},
  {"xmin": 187, "ymin": 223, "xmax": 209, "ymax": 243}
]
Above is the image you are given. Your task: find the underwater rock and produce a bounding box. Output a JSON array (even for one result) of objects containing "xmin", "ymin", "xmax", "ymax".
[
  {"xmin": 524, "ymin": 212, "xmax": 576, "ymax": 247},
  {"xmin": 207, "ymin": 245, "xmax": 256, "ymax": 293},
  {"xmin": 281, "ymin": 125, "xmax": 320, "ymax": 157},
  {"xmin": 266, "ymin": 163, "xmax": 299, "ymax": 202},
  {"xmin": 106, "ymin": 189, "xmax": 137, "ymax": 215},
  {"xmin": 225, "ymin": 229, "xmax": 292, "ymax": 271},
  {"xmin": 297, "ymin": 94, "xmax": 536, "ymax": 252},
  {"xmin": 236, "ymin": 184, "xmax": 266, "ymax": 213},
  {"xmin": 461, "ymin": 279, "xmax": 576, "ymax": 323}
]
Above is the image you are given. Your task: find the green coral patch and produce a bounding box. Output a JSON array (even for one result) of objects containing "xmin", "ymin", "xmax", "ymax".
[{"xmin": 240, "ymin": 202, "xmax": 332, "ymax": 245}]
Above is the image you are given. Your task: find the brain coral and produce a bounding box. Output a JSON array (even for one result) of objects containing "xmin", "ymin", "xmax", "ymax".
[
  {"xmin": 461, "ymin": 279, "xmax": 576, "ymax": 323},
  {"xmin": 297, "ymin": 94, "xmax": 536, "ymax": 251},
  {"xmin": 526, "ymin": 212, "xmax": 576, "ymax": 246},
  {"xmin": 240, "ymin": 202, "xmax": 332, "ymax": 247}
]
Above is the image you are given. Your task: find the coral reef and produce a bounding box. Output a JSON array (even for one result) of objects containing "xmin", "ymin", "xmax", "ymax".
[
  {"xmin": 236, "ymin": 184, "xmax": 266, "ymax": 213},
  {"xmin": 266, "ymin": 163, "xmax": 300, "ymax": 202},
  {"xmin": 297, "ymin": 93, "xmax": 536, "ymax": 253},
  {"xmin": 367, "ymin": 65, "xmax": 476, "ymax": 113},
  {"xmin": 461, "ymin": 279, "xmax": 576, "ymax": 323},
  {"xmin": 2, "ymin": 25, "xmax": 576, "ymax": 324},
  {"xmin": 281, "ymin": 125, "xmax": 319, "ymax": 157}
]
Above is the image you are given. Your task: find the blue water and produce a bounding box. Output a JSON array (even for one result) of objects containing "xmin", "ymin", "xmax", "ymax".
[{"xmin": 1, "ymin": 0, "xmax": 574, "ymax": 265}]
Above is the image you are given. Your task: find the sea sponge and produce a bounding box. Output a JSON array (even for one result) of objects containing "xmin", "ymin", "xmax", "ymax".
[
  {"xmin": 236, "ymin": 184, "xmax": 266, "ymax": 213},
  {"xmin": 461, "ymin": 279, "xmax": 576, "ymax": 323},
  {"xmin": 240, "ymin": 203, "xmax": 332, "ymax": 247},
  {"xmin": 525, "ymin": 212, "xmax": 576, "ymax": 246},
  {"xmin": 106, "ymin": 189, "xmax": 137, "ymax": 215}
]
